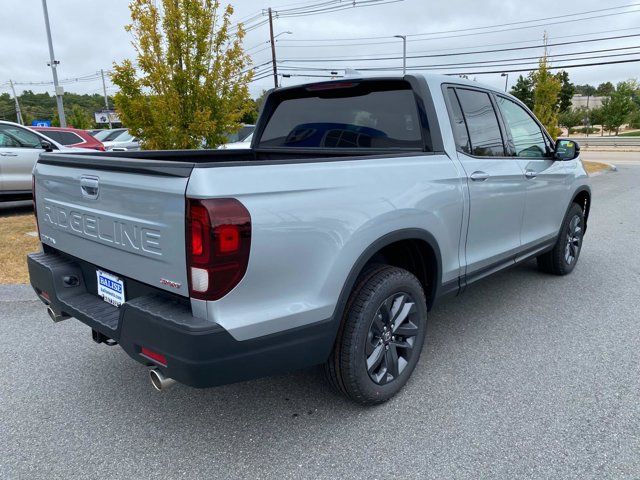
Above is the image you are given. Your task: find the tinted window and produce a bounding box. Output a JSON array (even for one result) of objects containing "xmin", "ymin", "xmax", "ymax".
[
  {"xmin": 496, "ymin": 97, "xmax": 549, "ymax": 158},
  {"xmin": 446, "ymin": 88, "xmax": 470, "ymax": 154},
  {"xmin": 259, "ymin": 85, "xmax": 424, "ymax": 150},
  {"xmin": 455, "ymin": 89, "xmax": 504, "ymax": 157},
  {"xmin": 0, "ymin": 125, "xmax": 42, "ymax": 148},
  {"xmin": 41, "ymin": 131, "xmax": 83, "ymax": 145}
]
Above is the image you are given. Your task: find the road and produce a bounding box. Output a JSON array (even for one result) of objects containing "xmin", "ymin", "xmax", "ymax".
[{"xmin": 1, "ymin": 158, "xmax": 639, "ymax": 479}]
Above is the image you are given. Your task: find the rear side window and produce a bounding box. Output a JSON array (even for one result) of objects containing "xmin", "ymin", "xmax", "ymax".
[
  {"xmin": 42, "ymin": 131, "xmax": 84, "ymax": 145},
  {"xmin": 455, "ymin": 88, "xmax": 505, "ymax": 157},
  {"xmin": 445, "ymin": 88, "xmax": 470, "ymax": 154},
  {"xmin": 259, "ymin": 83, "xmax": 425, "ymax": 150}
]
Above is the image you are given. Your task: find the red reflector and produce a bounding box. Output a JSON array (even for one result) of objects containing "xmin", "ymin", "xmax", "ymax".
[
  {"xmin": 217, "ymin": 225, "xmax": 240, "ymax": 253},
  {"xmin": 141, "ymin": 347, "xmax": 167, "ymax": 366},
  {"xmin": 39, "ymin": 290, "xmax": 50, "ymax": 302}
]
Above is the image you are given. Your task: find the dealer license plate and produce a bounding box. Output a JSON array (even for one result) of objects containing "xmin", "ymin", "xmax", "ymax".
[{"xmin": 96, "ymin": 270, "xmax": 126, "ymax": 307}]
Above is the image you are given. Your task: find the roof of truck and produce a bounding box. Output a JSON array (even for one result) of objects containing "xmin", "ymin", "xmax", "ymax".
[{"xmin": 275, "ymin": 73, "xmax": 507, "ymax": 96}]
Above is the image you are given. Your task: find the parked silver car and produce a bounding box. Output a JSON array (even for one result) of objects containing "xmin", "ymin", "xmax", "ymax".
[{"xmin": 0, "ymin": 121, "xmax": 90, "ymax": 201}]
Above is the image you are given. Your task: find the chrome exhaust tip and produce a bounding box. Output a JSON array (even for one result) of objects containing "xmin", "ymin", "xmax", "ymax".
[
  {"xmin": 47, "ymin": 306, "xmax": 70, "ymax": 323},
  {"xmin": 149, "ymin": 367, "xmax": 176, "ymax": 391}
]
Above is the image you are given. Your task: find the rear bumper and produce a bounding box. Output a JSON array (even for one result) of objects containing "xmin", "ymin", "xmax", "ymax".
[{"xmin": 27, "ymin": 250, "xmax": 336, "ymax": 388}]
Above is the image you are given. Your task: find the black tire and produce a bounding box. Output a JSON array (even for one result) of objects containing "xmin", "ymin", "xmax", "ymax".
[
  {"xmin": 324, "ymin": 265, "xmax": 427, "ymax": 405},
  {"xmin": 537, "ymin": 202, "xmax": 585, "ymax": 275}
]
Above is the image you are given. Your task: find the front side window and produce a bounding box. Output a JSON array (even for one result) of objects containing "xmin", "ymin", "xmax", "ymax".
[
  {"xmin": 455, "ymin": 88, "xmax": 505, "ymax": 157},
  {"xmin": 259, "ymin": 83, "xmax": 425, "ymax": 150},
  {"xmin": 0, "ymin": 125, "xmax": 42, "ymax": 149},
  {"xmin": 496, "ymin": 97, "xmax": 549, "ymax": 158}
]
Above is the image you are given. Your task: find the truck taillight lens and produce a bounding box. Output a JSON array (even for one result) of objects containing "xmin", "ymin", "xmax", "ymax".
[{"xmin": 186, "ymin": 198, "xmax": 251, "ymax": 301}]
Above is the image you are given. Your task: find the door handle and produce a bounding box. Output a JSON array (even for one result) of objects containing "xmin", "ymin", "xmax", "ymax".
[
  {"xmin": 525, "ymin": 170, "xmax": 538, "ymax": 179},
  {"xmin": 0, "ymin": 152, "xmax": 18, "ymax": 157},
  {"xmin": 470, "ymin": 171, "xmax": 490, "ymax": 182}
]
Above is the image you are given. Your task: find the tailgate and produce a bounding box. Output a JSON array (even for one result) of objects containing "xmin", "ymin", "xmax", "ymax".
[{"xmin": 34, "ymin": 159, "xmax": 191, "ymax": 296}]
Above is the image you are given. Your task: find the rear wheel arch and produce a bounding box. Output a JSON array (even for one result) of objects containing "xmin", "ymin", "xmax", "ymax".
[{"xmin": 329, "ymin": 229, "xmax": 443, "ymax": 334}]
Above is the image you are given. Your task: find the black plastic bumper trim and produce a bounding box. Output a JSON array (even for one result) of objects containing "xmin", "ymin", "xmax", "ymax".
[{"xmin": 27, "ymin": 250, "xmax": 336, "ymax": 388}]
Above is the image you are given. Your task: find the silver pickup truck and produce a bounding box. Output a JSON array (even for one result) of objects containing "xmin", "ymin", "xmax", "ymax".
[{"xmin": 28, "ymin": 75, "xmax": 590, "ymax": 404}]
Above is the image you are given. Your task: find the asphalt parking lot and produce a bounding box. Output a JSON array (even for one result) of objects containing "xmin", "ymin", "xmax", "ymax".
[{"xmin": 1, "ymin": 155, "xmax": 639, "ymax": 479}]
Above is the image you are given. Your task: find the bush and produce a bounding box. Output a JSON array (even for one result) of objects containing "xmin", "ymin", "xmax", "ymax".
[{"xmin": 569, "ymin": 127, "xmax": 599, "ymax": 134}]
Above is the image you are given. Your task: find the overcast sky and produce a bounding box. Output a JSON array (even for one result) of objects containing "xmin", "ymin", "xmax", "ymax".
[{"xmin": 1, "ymin": 0, "xmax": 639, "ymax": 99}]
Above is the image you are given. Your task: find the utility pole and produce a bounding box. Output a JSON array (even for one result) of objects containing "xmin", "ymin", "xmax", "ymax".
[
  {"xmin": 100, "ymin": 69, "xmax": 113, "ymax": 129},
  {"xmin": 9, "ymin": 80, "xmax": 23, "ymax": 125},
  {"xmin": 41, "ymin": 0, "xmax": 66, "ymax": 127},
  {"xmin": 394, "ymin": 35, "xmax": 407, "ymax": 75},
  {"xmin": 268, "ymin": 8, "xmax": 278, "ymax": 88}
]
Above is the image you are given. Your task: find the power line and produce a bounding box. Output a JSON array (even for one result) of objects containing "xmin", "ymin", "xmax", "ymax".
[
  {"xmin": 280, "ymin": 32, "xmax": 640, "ymax": 63},
  {"xmin": 278, "ymin": 45, "xmax": 640, "ymax": 71},
  {"xmin": 278, "ymin": 2, "xmax": 640, "ymax": 42}
]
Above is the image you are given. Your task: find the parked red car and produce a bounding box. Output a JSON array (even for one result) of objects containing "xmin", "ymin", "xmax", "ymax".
[{"xmin": 32, "ymin": 126, "xmax": 105, "ymax": 151}]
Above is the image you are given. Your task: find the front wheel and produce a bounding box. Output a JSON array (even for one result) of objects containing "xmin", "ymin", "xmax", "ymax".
[
  {"xmin": 324, "ymin": 265, "xmax": 427, "ymax": 405},
  {"xmin": 537, "ymin": 203, "xmax": 585, "ymax": 275}
]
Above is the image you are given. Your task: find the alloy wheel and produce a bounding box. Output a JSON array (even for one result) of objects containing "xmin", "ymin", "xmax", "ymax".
[
  {"xmin": 564, "ymin": 214, "xmax": 583, "ymax": 265},
  {"xmin": 365, "ymin": 292, "xmax": 420, "ymax": 385}
]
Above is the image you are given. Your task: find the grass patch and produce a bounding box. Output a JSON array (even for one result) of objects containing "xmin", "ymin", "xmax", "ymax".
[
  {"xmin": 0, "ymin": 212, "xmax": 40, "ymax": 284},
  {"xmin": 583, "ymin": 161, "xmax": 612, "ymax": 175},
  {"xmin": 619, "ymin": 130, "xmax": 640, "ymax": 137}
]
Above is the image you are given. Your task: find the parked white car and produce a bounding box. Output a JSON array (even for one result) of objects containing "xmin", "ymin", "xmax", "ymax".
[
  {"xmin": 102, "ymin": 130, "xmax": 140, "ymax": 151},
  {"xmin": 218, "ymin": 132, "xmax": 253, "ymax": 150},
  {"xmin": 0, "ymin": 121, "xmax": 91, "ymax": 201}
]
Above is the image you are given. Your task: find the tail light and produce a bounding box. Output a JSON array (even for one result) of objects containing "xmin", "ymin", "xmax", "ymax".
[{"xmin": 186, "ymin": 198, "xmax": 251, "ymax": 300}]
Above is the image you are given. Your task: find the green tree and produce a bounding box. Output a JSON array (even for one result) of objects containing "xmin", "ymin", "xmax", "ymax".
[
  {"xmin": 531, "ymin": 54, "xmax": 562, "ymax": 139},
  {"xmin": 596, "ymin": 82, "xmax": 615, "ymax": 96},
  {"xmin": 558, "ymin": 107, "xmax": 587, "ymax": 130},
  {"xmin": 601, "ymin": 81, "xmax": 635, "ymax": 135},
  {"xmin": 575, "ymin": 84, "xmax": 596, "ymax": 96},
  {"xmin": 111, "ymin": 0, "xmax": 254, "ymax": 150},
  {"xmin": 510, "ymin": 74, "xmax": 534, "ymax": 110},
  {"xmin": 555, "ymin": 71, "xmax": 575, "ymax": 113},
  {"xmin": 67, "ymin": 104, "xmax": 93, "ymax": 129}
]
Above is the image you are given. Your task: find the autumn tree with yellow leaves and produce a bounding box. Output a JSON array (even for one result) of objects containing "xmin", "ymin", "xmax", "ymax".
[{"xmin": 112, "ymin": 0, "xmax": 254, "ymax": 149}]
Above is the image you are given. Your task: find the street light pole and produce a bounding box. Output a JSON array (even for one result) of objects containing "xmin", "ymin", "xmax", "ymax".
[
  {"xmin": 9, "ymin": 80, "xmax": 23, "ymax": 125},
  {"xmin": 394, "ymin": 35, "xmax": 407, "ymax": 75},
  {"xmin": 501, "ymin": 73, "xmax": 509, "ymax": 92},
  {"xmin": 41, "ymin": 0, "xmax": 66, "ymax": 127},
  {"xmin": 100, "ymin": 69, "xmax": 113, "ymax": 129}
]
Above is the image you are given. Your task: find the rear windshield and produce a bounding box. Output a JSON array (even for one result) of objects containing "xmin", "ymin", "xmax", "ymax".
[
  {"xmin": 40, "ymin": 130, "xmax": 84, "ymax": 145},
  {"xmin": 258, "ymin": 82, "xmax": 426, "ymax": 150}
]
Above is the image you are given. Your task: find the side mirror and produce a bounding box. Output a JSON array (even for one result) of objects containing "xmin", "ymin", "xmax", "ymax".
[
  {"xmin": 40, "ymin": 140, "xmax": 54, "ymax": 152},
  {"xmin": 554, "ymin": 139, "xmax": 580, "ymax": 161}
]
